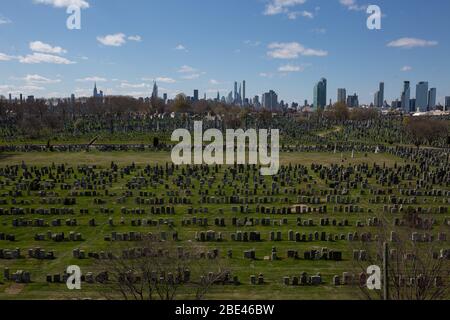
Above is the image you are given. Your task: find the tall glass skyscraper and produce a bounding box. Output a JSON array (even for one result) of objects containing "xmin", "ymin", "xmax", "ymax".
[
  {"xmin": 428, "ymin": 88, "xmax": 437, "ymax": 110},
  {"xmin": 374, "ymin": 82, "xmax": 384, "ymax": 108},
  {"xmin": 337, "ymin": 88, "xmax": 346, "ymax": 104},
  {"xmin": 416, "ymin": 81, "xmax": 429, "ymax": 112},
  {"xmin": 401, "ymin": 81, "xmax": 410, "ymax": 112},
  {"xmin": 314, "ymin": 78, "xmax": 327, "ymax": 109}
]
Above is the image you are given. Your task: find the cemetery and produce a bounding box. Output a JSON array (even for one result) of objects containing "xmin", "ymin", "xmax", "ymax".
[{"xmin": 0, "ymin": 109, "xmax": 449, "ymax": 299}]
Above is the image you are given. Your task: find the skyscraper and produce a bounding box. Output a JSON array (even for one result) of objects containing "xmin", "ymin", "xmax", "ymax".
[
  {"xmin": 193, "ymin": 89, "xmax": 199, "ymax": 101},
  {"xmin": 152, "ymin": 82, "xmax": 158, "ymax": 99},
  {"xmin": 337, "ymin": 88, "xmax": 346, "ymax": 104},
  {"xmin": 374, "ymin": 82, "xmax": 384, "ymax": 108},
  {"xmin": 428, "ymin": 88, "xmax": 436, "ymax": 110},
  {"xmin": 347, "ymin": 93, "xmax": 359, "ymax": 108},
  {"xmin": 401, "ymin": 81, "xmax": 410, "ymax": 112},
  {"xmin": 262, "ymin": 90, "xmax": 278, "ymax": 110},
  {"xmin": 243, "ymin": 80, "xmax": 246, "ymax": 103},
  {"xmin": 445, "ymin": 96, "xmax": 450, "ymax": 111},
  {"xmin": 234, "ymin": 82, "xmax": 238, "ymax": 102},
  {"xmin": 416, "ymin": 81, "xmax": 428, "ymax": 112},
  {"xmin": 313, "ymin": 78, "xmax": 327, "ymax": 109}
]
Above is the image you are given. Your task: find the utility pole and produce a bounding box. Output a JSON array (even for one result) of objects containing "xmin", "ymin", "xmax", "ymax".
[{"xmin": 383, "ymin": 242, "xmax": 389, "ymax": 300}]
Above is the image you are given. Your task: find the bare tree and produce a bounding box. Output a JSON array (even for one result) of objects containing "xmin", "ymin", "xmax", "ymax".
[
  {"xmin": 95, "ymin": 237, "xmax": 232, "ymax": 300},
  {"xmin": 351, "ymin": 211, "xmax": 449, "ymax": 300}
]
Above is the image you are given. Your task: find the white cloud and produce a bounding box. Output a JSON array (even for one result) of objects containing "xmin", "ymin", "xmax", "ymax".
[
  {"xmin": 30, "ymin": 41, "xmax": 67, "ymax": 54},
  {"xmin": 287, "ymin": 10, "xmax": 314, "ymax": 19},
  {"xmin": 244, "ymin": 40, "xmax": 261, "ymax": 47},
  {"xmin": 387, "ymin": 37, "xmax": 438, "ymax": 49},
  {"xmin": 278, "ymin": 64, "xmax": 305, "ymax": 72},
  {"xmin": 0, "ymin": 53, "xmax": 16, "ymax": 61},
  {"xmin": 175, "ymin": 44, "xmax": 187, "ymax": 51},
  {"xmin": 264, "ymin": 0, "xmax": 307, "ymax": 16},
  {"xmin": 178, "ymin": 65, "xmax": 197, "ymax": 73},
  {"xmin": 23, "ymin": 74, "xmax": 61, "ymax": 84},
  {"xmin": 97, "ymin": 33, "xmax": 127, "ymax": 47},
  {"xmin": 19, "ymin": 53, "xmax": 75, "ymax": 64},
  {"xmin": 128, "ymin": 35, "xmax": 142, "ymax": 42},
  {"xmin": 33, "ymin": 0, "xmax": 90, "ymax": 9},
  {"xmin": 0, "ymin": 16, "xmax": 12, "ymax": 25},
  {"xmin": 267, "ymin": 42, "xmax": 328, "ymax": 59},
  {"xmin": 120, "ymin": 82, "xmax": 148, "ymax": 89},
  {"xmin": 339, "ymin": 0, "xmax": 366, "ymax": 11},
  {"xmin": 155, "ymin": 77, "xmax": 176, "ymax": 84},
  {"xmin": 401, "ymin": 66, "xmax": 412, "ymax": 72},
  {"xmin": 209, "ymin": 79, "xmax": 220, "ymax": 85},
  {"xmin": 181, "ymin": 73, "xmax": 200, "ymax": 80},
  {"xmin": 76, "ymin": 76, "xmax": 107, "ymax": 82},
  {"xmin": 0, "ymin": 84, "xmax": 46, "ymax": 95},
  {"xmin": 259, "ymin": 72, "xmax": 274, "ymax": 78}
]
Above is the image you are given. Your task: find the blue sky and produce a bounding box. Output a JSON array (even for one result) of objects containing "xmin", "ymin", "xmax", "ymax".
[{"xmin": 0, "ymin": 0, "xmax": 449, "ymax": 105}]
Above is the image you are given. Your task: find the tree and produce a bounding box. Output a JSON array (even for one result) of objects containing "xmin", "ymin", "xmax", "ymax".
[
  {"xmin": 351, "ymin": 211, "xmax": 449, "ymax": 300},
  {"xmin": 404, "ymin": 117, "xmax": 449, "ymax": 149},
  {"xmin": 325, "ymin": 102, "xmax": 350, "ymax": 121},
  {"xmin": 172, "ymin": 94, "xmax": 192, "ymax": 113},
  {"xmin": 96, "ymin": 236, "xmax": 232, "ymax": 300}
]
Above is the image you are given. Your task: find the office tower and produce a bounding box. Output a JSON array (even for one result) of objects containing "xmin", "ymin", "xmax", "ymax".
[
  {"xmin": 374, "ymin": 82, "xmax": 384, "ymax": 108},
  {"xmin": 253, "ymin": 95, "xmax": 260, "ymax": 108},
  {"xmin": 262, "ymin": 90, "xmax": 278, "ymax": 110},
  {"xmin": 313, "ymin": 78, "xmax": 327, "ymax": 109},
  {"xmin": 409, "ymin": 99, "xmax": 416, "ymax": 112},
  {"xmin": 243, "ymin": 81, "xmax": 246, "ymax": 102},
  {"xmin": 8, "ymin": 93, "xmax": 12, "ymax": 104},
  {"xmin": 163, "ymin": 93, "xmax": 168, "ymax": 102},
  {"xmin": 193, "ymin": 89, "xmax": 199, "ymax": 101},
  {"xmin": 346, "ymin": 93, "xmax": 359, "ymax": 108},
  {"xmin": 415, "ymin": 81, "xmax": 428, "ymax": 112},
  {"xmin": 234, "ymin": 82, "xmax": 238, "ymax": 102},
  {"xmin": 227, "ymin": 91, "xmax": 233, "ymax": 104},
  {"xmin": 93, "ymin": 82, "xmax": 98, "ymax": 97},
  {"xmin": 337, "ymin": 88, "xmax": 347, "ymax": 104},
  {"xmin": 216, "ymin": 91, "xmax": 220, "ymax": 101},
  {"xmin": 401, "ymin": 81, "xmax": 410, "ymax": 112},
  {"xmin": 428, "ymin": 88, "xmax": 436, "ymax": 110},
  {"xmin": 20, "ymin": 93, "xmax": 23, "ymax": 104},
  {"xmin": 445, "ymin": 96, "xmax": 450, "ymax": 111},
  {"xmin": 152, "ymin": 82, "xmax": 158, "ymax": 99}
]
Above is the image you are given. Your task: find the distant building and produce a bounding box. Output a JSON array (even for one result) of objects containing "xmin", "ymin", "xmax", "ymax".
[
  {"xmin": 374, "ymin": 82, "xmax": 384, "ymax": 108},
  {"xmin": 262, "ymin": 90, "xmax": 278, "ymax": 110},
  {"xmin": 193, "ymin": 90, "xmax": 199, "ymax": 101},
  {"xmin": 346, "ymin": 93, "xmax": 359, "ymax": 108},
  {"xmin": 337, "ymin": 88, "xmax": 346, "ymax": 104},
  {"xmin": 428, "ymin": 88, "xmax": 437, "ymax": 110},
  {"xmin": 401, "ymin": 81, "xmax": 410, "ymax": 112},
  {"xmin": 409, "ymin": 98, "xmax": 416, "ymax": 112},
  {"xmin": 93, "ymin": 83, "xmax": 104, "ymax": 100},
  {"xmin": 313, "ymin": 78, "xmax": 327, "ymax": 109},
  {"xmin": 27, "ymin": 95, "xmax": 35, "ymax": 103},
  {"xmin": 163, "ymin": 93, "xmax": 168, "ymax": 102},
  {"xmin": 152, "ymin": 82, "xmax": 158, "ymax": 99},
  {"xmin": 415, "ymin": 81, "xmax": 428, "ymax": 112},
  {"xmin": 445, "ymin": 96, "xmax": 450, "ymax": 111}
]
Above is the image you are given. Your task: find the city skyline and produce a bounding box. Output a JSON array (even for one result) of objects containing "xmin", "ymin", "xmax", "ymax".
[{"xmin": 0, "ymin": 0, "xmax": 449, "ymax": 104}]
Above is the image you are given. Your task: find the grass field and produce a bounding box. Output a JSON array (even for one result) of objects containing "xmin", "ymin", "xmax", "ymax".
[{"xmin": 0, "ymin": 151, "xmax": 446, "ymax": 300}]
